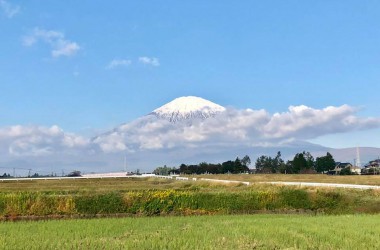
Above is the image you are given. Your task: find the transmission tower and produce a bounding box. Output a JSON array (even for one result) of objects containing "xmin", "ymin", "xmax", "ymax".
[{"xmin": 356, "ymin": 146, "xmax": 361, "ymax": 167}]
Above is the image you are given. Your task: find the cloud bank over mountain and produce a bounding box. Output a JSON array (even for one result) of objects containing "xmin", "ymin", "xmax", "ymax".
[
  {"xmin": 94, "ymin": 99, "xmax": 380, "ymax": 153},
  {"xmin": 0, "ymin": 97, "xmax": 379, "ymax": 172}
]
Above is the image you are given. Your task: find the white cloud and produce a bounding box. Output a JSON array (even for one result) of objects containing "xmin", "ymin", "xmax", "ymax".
[
  {"xmin": 52, "ymin": 41, "xmax": 80, "ymax": 57},
  {"xmin": 93, "ymin": 105, "xmax": 380, "ymax": 153},
  {"xmin": 23, "ymin": 28, "xmax": 80, "ymax": 58},
  {"xmin": 0, "ymin": 0, "xmax": 20, "ymax": 18},
  {"xmin": 138, "ymin": 56, "xmax": 160, "ymax": 66},
  {"xmin": 0, "ymin": 125, "xmax": 90, "ymax": 157},
  {"xmin": 106, "ymin": 59, "xmax": 132, "ymax": 69},
  {"xmin": 93, "ymin": 132, "xmax": 128, "ymax": 153},
  {"xmin": 262, "ymin": 105, "xmax": 380, "ymax": 139},
  {"xmin": 1, "ymin": 104, "xmax": 380, "ymax": 173}
]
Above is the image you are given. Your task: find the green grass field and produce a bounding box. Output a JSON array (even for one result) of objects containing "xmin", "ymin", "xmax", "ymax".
[
  {"xmin": 1, "ymin": 214, "xmax": 379, "ymax": 249},
  {"xmin": 1, "ymin": 176, "xmax": 379, "ymax": 249}
]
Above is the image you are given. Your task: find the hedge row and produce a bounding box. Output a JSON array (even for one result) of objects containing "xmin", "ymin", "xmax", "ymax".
[{"xmin": 0, "ymin": 188, "xmax": 372, "ymax": 218}]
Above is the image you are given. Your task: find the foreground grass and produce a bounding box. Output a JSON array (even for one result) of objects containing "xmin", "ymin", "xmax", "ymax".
[{"xmin": 0, "ymin": 214, "xmax": 379, "ymax": 249}]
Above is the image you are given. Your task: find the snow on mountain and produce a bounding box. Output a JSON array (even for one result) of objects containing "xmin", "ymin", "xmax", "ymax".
[{"xmin": 151, "ymin": 96, "xmax": 226, "ymax": 122}]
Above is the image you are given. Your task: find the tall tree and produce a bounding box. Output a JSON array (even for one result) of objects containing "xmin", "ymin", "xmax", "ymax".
[
  {"xmin": 273, "ymin": 151, "xmax": 285, "ymax": 172},
  {"xmin": 292, "ymin": 153, "xmax": 307, "ymax": 173},
  {"xmin": 222, "ymin": 160, "xmax": 235, "ymax": 174},
  {"xmin": 280, "ymin": 161, "xmax": 295, "ymax": 174},
  {"xmin": 303, "ymin": 151, "xmax": 315, "ymax": 170},
  {"xmin": 255, "ymin": 153, "xmax": 283, "ymax": 173},
  {"xmin": 241, "ymin": 155, "xmax": 251, "ymax": 167},
  {"xmin": 325, "ymin": 152, "xmax": 336, "ymax": 171},
  {"xmin": 255, "ymin": 155, "xmax": 274, "ymax": 173},
  {"xmin": 315, "ymin": 152, "xmax": 336, "ymax": 173},
  {"xmin": 233, "ymin": 157, "xmax": 249, "ymax": 173}
]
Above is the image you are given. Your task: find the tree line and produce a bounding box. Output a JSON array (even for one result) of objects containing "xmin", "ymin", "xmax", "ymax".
[
  {"xmin": 255, "ymin": 151, "xmax": 336, "ymax": 174},
  {"xmin": 153, "ymin": 155, "xmax": 251, "ymax": 175},
  {"xmin": 153, "ymin": 151, "xmax": 339, "ymax": 175}
]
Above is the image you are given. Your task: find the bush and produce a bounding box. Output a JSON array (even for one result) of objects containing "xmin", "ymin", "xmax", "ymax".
[
  {"xmin": 340, "ymin": 167, "xmax": 352, "ymax": 175},
  {"xmin": 279, "ymin": 188, "xmax": 311, "ymax": 209},
  {"xmin": 75, "ymin": 192, "xmax": 125, "ymax": 214}
]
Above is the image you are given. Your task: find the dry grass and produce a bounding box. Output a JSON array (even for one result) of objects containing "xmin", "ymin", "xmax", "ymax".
[
  {"xmin": 0, "ymin": 177, "xmax": 180, "ymax": 192},
  {"xmin": 1, "ymin": 174, "xmax": 379, "ymax": 193},
  {"xmin": 194, "ymin": 174, "xmax": 380, "ymax": 185}
]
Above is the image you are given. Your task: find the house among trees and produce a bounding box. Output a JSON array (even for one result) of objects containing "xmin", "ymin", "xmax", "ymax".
[
  {"xmin": 361, "ymin": 159, "xmax": 380, "ymax": 175},
  {"xmin": 328, "ymin": 162, "xmax": 355, "ymax": 175},
  {"xmin": 349, "ymin": 166, "xmax": 361, "ymax": 175}
]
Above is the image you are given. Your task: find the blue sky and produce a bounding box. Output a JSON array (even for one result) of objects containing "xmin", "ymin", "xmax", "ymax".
[{"xmin": 1, "ymin": 0, "xmax": 380, "ymax": 148}]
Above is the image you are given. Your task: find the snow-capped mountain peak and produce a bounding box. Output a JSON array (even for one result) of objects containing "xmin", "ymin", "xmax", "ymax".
[{"xmin": 151, "ymin": 96, "xmax": 226, "ymax": 122}]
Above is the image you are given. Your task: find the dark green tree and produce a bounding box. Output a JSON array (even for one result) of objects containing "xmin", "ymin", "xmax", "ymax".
[
  {"xmin": 273, "ymin": 151, "xmax": 285, "ymax": 172},
  {"xmin": 153, "ymin": 165, "xmax": 176, "ymax": 175},
  {"xmin": 241, "ymin": 155, "xmax": 251, "ymax": 167},
  {"xmin": 315, "ymin": 152, "xmax": 336, "ymax": 173},
  {"xmin": 279, "ymin": 161, "xmax": 295, "ymax": 174},
  {"xmin": 292, "ymin": 153, "xmax": 307, "ymax": 173},
  {"xmin": 255, "ymin": 155, "xmax": 274, "ymax": 173},
  {"xmin": 303, "ymin": 151, "xmax": 315, "ymax": 170},
  {"xmin": 222, "ymin": 160, "xmax": 235, "ymax": 173},
  {"xmin": 233, "ymin": 157, "xmax": 249, "ymax": 173},
  {"xmin": 255, "ymin": 153, "xmax": 284, "ymax": 173},
  {"xmin": 291, "ymin": 152, "xmax": 315, "ymax": 173}
]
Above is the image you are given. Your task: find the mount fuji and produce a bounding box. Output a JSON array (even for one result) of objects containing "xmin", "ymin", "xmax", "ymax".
[
  {"xmin": 151, "ymin": 96, "xmax": 226, "ymax": 122},
  {"xmin": 1, "ymin": 96, "xmax": 380, "ymax": 174},
  {"xmin": 1, "ymin": 95, "xmax": 380, "ymax": 174},
  {"xmin": 93, "ymin": 96, "xmax": 229, "ymax": 152},
  {"xmin": 93, "ymin": 96, "xmax": 319, "ymax": 168},
  {"xmin": 91, "ymin": 96, "xmax": 380, "ymax": 171}
]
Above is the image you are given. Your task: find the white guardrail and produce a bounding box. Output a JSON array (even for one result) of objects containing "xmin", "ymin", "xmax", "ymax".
[{"xmin": 0, "ymin": 174, "xmax": 153, "ymax": 182}]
